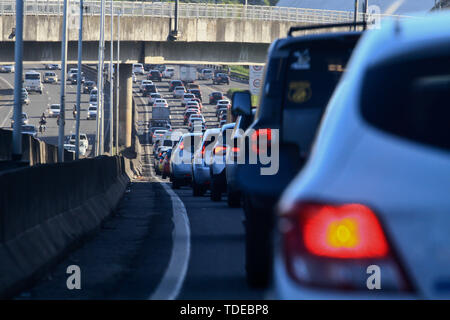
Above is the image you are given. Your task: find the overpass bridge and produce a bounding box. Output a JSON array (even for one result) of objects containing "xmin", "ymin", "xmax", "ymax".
[{"xmin": 0, "ymin": 1, "xmax": 411, "ymax": 65}]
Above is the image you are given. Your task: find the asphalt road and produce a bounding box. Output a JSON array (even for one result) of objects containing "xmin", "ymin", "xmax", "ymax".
[
  {"xmin": 14, "ymin": 67, "xmax": 265, "ymax": 300},
  {"xmin": 0, "ymin": 64, "xmax": 99, "ymax": 157}
]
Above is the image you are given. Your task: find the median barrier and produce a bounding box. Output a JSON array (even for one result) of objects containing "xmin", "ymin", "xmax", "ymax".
[{"xmin": 0, "ymin": 155, "xmax": 131, "ymax": 298}]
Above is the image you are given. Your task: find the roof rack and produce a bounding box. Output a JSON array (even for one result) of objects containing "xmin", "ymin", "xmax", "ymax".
[{"xmin": 288, "ymin": 22, "xmax": 368, "ymax": 37}]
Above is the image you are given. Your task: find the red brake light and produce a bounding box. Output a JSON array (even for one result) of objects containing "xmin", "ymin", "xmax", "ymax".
[
  {"xmin": 297, "ymin": 203, "xmax": 389, "ymax": 259},
  {"xmin": 179, "ymin": 141, "xmax": 184, "ymax": 150},
  {"xmin": 281, "ymin": 201, "xmax": 412, "ymax": 291},
  {"xmin": 251, "ymin": 129, "xmax": 272, "ymax": 154},
  {"xmin": 213, "ymin": 145, "xmax": 227, "ymax": 155}
]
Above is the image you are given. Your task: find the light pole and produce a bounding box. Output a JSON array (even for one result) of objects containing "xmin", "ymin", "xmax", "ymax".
[
  {"xmin": 58, "ymin": 0, "xmax": 69, "ymax": 162},
  {"xmin": 353, "ymin": 0, "xmax": 359, "ymax": 31},
  {"xmin": 115, "ymin": 11, "xmax": 121, "ymax": 155},
  {"xmin": 109, "ymin": 0, "xmax": 114, "ymax": 154},
  {"xmin": 75, "ymin": 0, "xmax": 84, "ymax": 160},
  {"xmin": 12, "ymin": 0, "xmax": 24, "ymax": 161},
  {"xmin": 96, "ymin": 0, "xmax": 106, "ymax": 156}
]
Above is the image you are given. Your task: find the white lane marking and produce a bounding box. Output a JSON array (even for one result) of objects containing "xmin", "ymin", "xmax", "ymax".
[
  {"xmin": 149, "ymin": 177, "xmax": 191, "ymax": 300},
  {"xmin": 135, "ymin": 89, "xmax": 191, "ymax": 300},
  {"xmin": 0, "ymin": 76, "xmax": 14, "ymax": 127}
]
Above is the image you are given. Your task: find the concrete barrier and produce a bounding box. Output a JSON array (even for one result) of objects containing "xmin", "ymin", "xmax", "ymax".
[
  {"xmin": 0, "ymin": 155, "xmax": 130, "ymax": 298},
  {"xmin": 0, "ymin": 129, "xmax": 74, "ymax": 164}
]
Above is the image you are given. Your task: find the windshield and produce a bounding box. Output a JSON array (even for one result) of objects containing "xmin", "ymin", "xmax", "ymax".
[{"xmin": 25, "ymin": 73, "xmax": 40, "ymax": 80}]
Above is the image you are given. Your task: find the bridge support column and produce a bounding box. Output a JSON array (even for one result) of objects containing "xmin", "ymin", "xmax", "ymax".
[{"xmin": 119, "ymin": 63, "xmax": 132, "ymax": 148}]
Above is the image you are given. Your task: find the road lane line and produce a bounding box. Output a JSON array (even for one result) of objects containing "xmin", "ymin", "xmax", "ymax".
[
  {"xmin": 0, "ymin": 76, "xmax": 14, "ymax": 128},
  {"xmin": 149, "ymin": 178, "xmax": 191, "ymax": 300},
  {"xmin": 134, "ymin": 88, "xmax": 191, "ymax": 300}
]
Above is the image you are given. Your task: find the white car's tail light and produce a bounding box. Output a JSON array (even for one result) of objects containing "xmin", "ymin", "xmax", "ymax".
[{"xmin": 280, "ymin": 202, "xmax": 413, "ymax": 292}]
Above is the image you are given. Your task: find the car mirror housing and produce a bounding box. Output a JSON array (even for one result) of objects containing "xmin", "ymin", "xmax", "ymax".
[{"xmin": 231, "ymin": 90, "xmax": 252, "ymax": 117}]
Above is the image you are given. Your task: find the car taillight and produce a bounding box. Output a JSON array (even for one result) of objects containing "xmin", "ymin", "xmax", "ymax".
[
  {"xmin": 213, "ymin": 145, "xmax": 227, "ymax": 156},
  {"xmin": 179, "ymin": 141, "xmax": 184, "ymax": 150},
  {"xmin": 280, "ymin": 202, "xmax": 413, "ymax": 292},
  {"xmin": 251, "ymin": 129, "xmax": 272, "ymax": 154}
]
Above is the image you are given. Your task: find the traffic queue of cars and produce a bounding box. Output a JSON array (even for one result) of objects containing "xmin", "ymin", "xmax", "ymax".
[{"xmin": 151, "ymin": 12, "xmax": 450, "ymax": 300}]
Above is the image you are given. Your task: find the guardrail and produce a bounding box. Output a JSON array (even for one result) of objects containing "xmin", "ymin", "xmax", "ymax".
[{"xmin": 0, "ymin": 0, "xmax": 413, "ymax": 24}]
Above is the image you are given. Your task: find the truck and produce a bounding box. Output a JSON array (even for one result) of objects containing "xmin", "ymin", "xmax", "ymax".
[{"xmin": 179, "ymin": 65, "xmax": 197, "ymax": 85}]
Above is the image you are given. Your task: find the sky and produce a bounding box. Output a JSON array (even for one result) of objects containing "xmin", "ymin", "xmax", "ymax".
[{"xmin": 276, "ymin": 0, "xmax": 436, "ymax": 14}]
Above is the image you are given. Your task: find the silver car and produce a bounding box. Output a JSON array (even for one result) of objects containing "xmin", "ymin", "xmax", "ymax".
[
  {"xmin": 170, "ymin": 132, "xmax": 203, "ymax": 189},
  {"xmin": 191, "ymin": 128, "xmax": 221, "ymax": 196}
]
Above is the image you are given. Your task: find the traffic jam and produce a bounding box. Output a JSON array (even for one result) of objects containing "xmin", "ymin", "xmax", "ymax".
[{"xmin": 138, "ymin": 12, "xmax": 450, "ymax": 300}]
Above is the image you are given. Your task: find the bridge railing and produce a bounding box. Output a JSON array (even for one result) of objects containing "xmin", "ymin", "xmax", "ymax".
[{"xmin": 0, "ymin": 0, "xmax": 413, "ymax": 24}]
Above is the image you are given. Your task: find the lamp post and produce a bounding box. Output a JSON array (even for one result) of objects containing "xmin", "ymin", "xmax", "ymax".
[
  {"xmin": 96, "ymin": 0, "xmax": 106, "ymax": 156},
  {"xmin": 109, "ymin": 0, "xmax": 114, "ymax": 154},
  {"xmin": 58, "ymin": 0, "xmax": 69, "ymax": 162},
  {"xmin": 12, "ymin": 0, "xmax": 23, "ymax": 161},
  {"xmin": 75, "ymin": 0, "xmax": 84, "ymax": 160},
  {"xmin": 115, "ymin": 11, "xmax": 121, "ymax": 154}
]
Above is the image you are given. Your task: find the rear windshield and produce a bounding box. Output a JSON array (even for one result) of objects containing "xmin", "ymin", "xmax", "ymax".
[
  {"xmin": 361, "ymin": 53, "xmax": 450, "ymax": 152},
  {"xmin": 163, "ymin": 140, "xmax": 173, "ymax": 146},
  {"xmin": 283, "ymin": 40, "xmax": 356, "ymax": 109},
  {"xmin": 172, "ymin": 81, "xmax": 182, "ymax": 86},
  {"xmin": 25, "ymin": 73, "xmax": 40, "ymax": 80},
  {"xmin": 212, "ymin": 93, "xmax": 223, "ymax": 97}
]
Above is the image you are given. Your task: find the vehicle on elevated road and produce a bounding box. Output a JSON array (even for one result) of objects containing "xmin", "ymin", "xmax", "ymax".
[
  {"xmin": 47, "ymin": 104, "xmax": 61, "ymax": 118},
  {"xmin": 24, "ymin": 71, "xmax": 43, "ymax": 94}
]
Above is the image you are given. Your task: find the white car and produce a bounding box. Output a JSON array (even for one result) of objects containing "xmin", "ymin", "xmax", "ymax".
[
  {"xmin": 140, "ymin": 80, "xmax": 153, "ymax": 92},
  {"xmin": 163, "ymin": 67, "xmax": 175, "ymax": 78},
  {"xmin": 0, "ymin": 65, "xmax": 14, "ymax": 73},
  {"xmin": 181, "ymin": 93, "xmax": 195, "ymax": 107},
  {"xmin": 148, "ymin": 93, "xmax": 162, "ymax": 106},
  {"xmin": 68, "ymin": 133, "xmax": 89, "ymax": 149},
  {"xmin": 48, "ymin": 104, "xmax": 61, "ymax": 118},
  {"xmin": 67, "ymin": 68, "xmax": 78, "ymax": 81},
  {"xmin": 173, "ymin": 86, "xmax": 186, "ymax": 98},
  {"xmin": 132, "ymin": 72, "xmax": 137, "ymax": 83},
  {"xmin": 274, "ymin": 12, "xmax": 450, "ymax": 300},
  {"xmin": 133, "ymin": 63, "xmax": 145, "ymax": 75},
  {"xmin": 64, "ymin": 144, "xmax": 76, "ymax": 154},
  {"xmin": 198, "ymin": 68, "xmax": 213, "ymax": 80},
  {"xmin": 154, "ymin": 98, "xmax": 168, "ymax": 108},
  {"xmin": 87, "ymin": 106, "xmax": 97, "ymax": 120}
]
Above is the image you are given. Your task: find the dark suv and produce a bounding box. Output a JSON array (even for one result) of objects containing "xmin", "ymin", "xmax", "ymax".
[
  {"xmin": 169, "ymin": 80, "xmax": 183, "ymax": 92},
  {"xmin": 231, "ymin": 28, "xmax": 362, "ymax": 288},
  {"xmin": 213, "ymin": 73, "xmax": 230, "ymax": 85},
  {"xmin": 148, "ymin": 70, "xmax": 162, "ymax": 82},
  {"xmin": 142, "ymin": 84, "xmax": 157, "ymax": 96},
  {"xmin": 209, "ymin": 91, "xmax": 224, "ymax": 105}
]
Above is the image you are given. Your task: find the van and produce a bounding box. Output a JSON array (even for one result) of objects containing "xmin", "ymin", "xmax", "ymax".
[
  {"xmin": 24, "ymin": 71, "xmax": 43, "ymax": 94},
  {"xmin": 198, "ymin": 69, "xmax": 213, "ymax": 80},
  {"xmin": 133, "ymin": 63, "xmax": 144, "ymax": 75}
]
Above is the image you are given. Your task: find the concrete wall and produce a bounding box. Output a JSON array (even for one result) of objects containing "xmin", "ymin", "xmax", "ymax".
[
  {"xmin": 0, "ymin": 15, "xmax": 305, "ymax": 64},
  {"xmin": 0, "ymin": 15, "xmax": 297, "ymax": 43}
]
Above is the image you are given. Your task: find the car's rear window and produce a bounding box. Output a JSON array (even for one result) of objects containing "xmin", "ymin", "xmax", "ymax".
[
  {"xmin": 212, "ymin": 93, "xmax": 223, "ymax": 98},
  {"xmin": 282, "ymin": 40, "xmax": 356, "ymax": 110},
  {"xmin": 361, "ymin": 54, "xmax": 450, "ymax": 152}
]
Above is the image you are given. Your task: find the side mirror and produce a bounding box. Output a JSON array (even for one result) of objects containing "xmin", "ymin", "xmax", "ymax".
[{"xmin": 231, "ymin": 90, "xmax": 252, "ymax": 117}]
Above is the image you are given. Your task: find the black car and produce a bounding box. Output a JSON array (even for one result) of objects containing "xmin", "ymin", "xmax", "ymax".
[
  {"xmin": 147, "ymin": 70, "xmax": 162, "ymax": 82},
  {"xmin": 209, "ymin": 91, "xmax": 224, "ymax": 105},
  {"xmin": 213, "ymin": 73, "xmax": 230, "ymax": 85},
  {"xmin": 169, "ymin": 80, "xmax": 183, "ymax": 92},
  {"xmin": 144, "ymin": 64, "xmax": 154, "ymax": 72},
  {"xmin": 232, "ymin": 28, "xmax": 363, "ymax": 288},
  {"xmin": 83, "ymin": 81, "xmax": 96, "ymax": 94},
  {"xmin": 70, "ymin": 72, "xmax": 85, "ymax": 85},
  {"xmin": 189, "ymin": 89, "xmax": 202, "ymax": 101},
  {"xmin": 142, "ymin": 84, "xmax": 157, "ymax": 96}
]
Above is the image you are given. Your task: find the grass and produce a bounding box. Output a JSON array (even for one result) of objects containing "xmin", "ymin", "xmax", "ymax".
[{"xmin": 230, "ymin": 65, "xmax": 249, "ymax": 77}]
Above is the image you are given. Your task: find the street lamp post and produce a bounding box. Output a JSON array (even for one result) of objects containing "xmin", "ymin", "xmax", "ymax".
[
  {"xmin": 109, "ymin": 0, "xmax": 114, "ymax": 154},
  {"xmin": 96, "ymin": 0, "xmax": 106, "ymax": 156},
  {"xmin": 75, "ymin": 0, "xmax": 84, "ymax": 160},
  {"xmin": 115, "ymin": 11, "xmax": 121, "ymax": 154},
  {"xmin": 12, "ymin": 0, "xmax": 24, "ymax": 161},
  {"xmin": 58, "ymin": 0, "xmax": 69, "ymax": 162}
]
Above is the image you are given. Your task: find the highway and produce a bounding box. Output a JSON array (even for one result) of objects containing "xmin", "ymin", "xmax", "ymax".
[
  {"xmin": 12, "ymin": 66, "xmax": 267, "ymax": 300},
  {"xmin": 0, "ymin": 64, "xmax": 99, "ymax": 157}
]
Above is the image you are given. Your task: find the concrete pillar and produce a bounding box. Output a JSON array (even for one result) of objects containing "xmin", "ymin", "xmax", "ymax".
[{"xmin": 119, "ymin": 63, "xmax": 132, "ymax": 147}]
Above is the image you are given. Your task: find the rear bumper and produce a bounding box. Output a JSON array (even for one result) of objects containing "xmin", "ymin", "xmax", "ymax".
[{"xmin": 193, "ymin": 164, "xmax": 211, "ymax": 185}]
